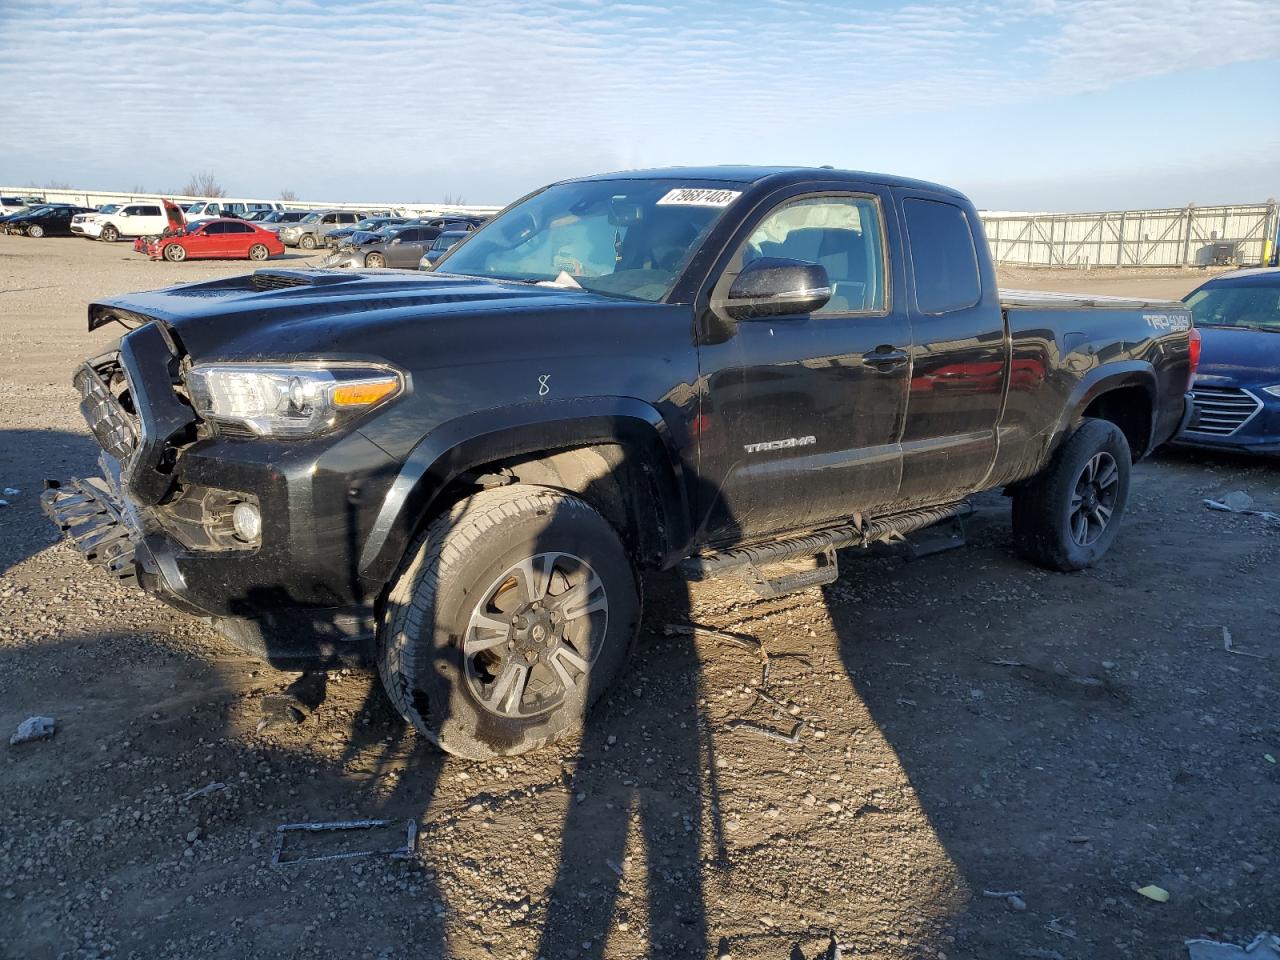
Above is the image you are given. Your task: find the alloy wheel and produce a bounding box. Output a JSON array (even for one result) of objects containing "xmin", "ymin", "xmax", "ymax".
[
  {"xmin": 1069, "ymin": 451, "xmax": 1119, "ymax": 546},
  {"xmin": 463, "ymin": 552, "xmax": 608, "ymax": 719}
]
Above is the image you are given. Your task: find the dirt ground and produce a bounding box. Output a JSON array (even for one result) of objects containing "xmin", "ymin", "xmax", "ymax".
[{"xmin": 1, "ymin": 237, "xmax": 1276, "ymax": 960}]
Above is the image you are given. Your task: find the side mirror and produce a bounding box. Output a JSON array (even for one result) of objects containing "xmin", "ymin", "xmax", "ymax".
[
  {"xmin": 391, "ymin": 238, "xmax": 402, "ymax": 245},
  {"xmin": 724, "ymin": 257, "xmax": 831, "ymax": 320}
]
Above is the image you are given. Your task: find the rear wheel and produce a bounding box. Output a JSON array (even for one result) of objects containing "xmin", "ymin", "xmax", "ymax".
[
  {"xmin": 1012, "ymin": 418, "xmax": 1131, "ymax": 571},
  {"xmin": 378, "ymin": 485, "xmax": 640, "ymax": 759},
  {"xmin": 299, "ymin": 234, "xmax": 317, "ymax": 250},
  {"xmin": 99, "ymin": 224, "xmax": 119, "ymax": 242},
  {"xmin": 365, "ymin": 252, "xmax": 385, "ymax": 268},
  {"xmin": 27, "ymin": 224, "xmax": 44, "ymax": 238},
  {"xmin": 163, "ymin": 243, "xmax": 187, "ymax": 262},
  {"xmin": 248, "ymin": 243, "xmax": 269, "ymax": 261}
]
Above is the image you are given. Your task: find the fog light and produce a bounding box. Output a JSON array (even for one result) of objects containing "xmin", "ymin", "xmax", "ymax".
[{"xmin": 232, "ymin": 502, "xmax": 262, "ymax": 543}]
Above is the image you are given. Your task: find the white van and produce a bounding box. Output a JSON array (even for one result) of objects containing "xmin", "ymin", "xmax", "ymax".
[
  {"xmin": 82, "ymin": 202, "xmax": 181, "ymax": 242},
  {"xmin": 184, "ymin": 200, "xmax": 284, "ymax": 223}
]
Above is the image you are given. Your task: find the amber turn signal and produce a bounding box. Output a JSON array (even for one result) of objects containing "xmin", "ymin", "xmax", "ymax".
[{"xmin": 332, "ymin": 378, "xmax": 400, "ymax": 407}]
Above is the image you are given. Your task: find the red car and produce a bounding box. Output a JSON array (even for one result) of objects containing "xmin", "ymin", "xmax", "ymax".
[{"xmin": 149, "ymin": 218, "xmax": 285, "ymax": 262}]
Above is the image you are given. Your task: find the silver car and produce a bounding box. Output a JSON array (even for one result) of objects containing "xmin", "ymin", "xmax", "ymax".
[
  {"xmin": 325, "ymin": 224, "xmax": 442, "ymax": 269},
  {"xmin": 279, "ymin": 210, "xmax": 368, "ymax": 250}
]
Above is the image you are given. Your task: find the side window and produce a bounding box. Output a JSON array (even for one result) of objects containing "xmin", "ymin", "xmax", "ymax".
[
  {"xmin": 205, "ymin": 222, "xmax": 227, "ymax": 235},
  {"xmin": 901, "ymin": 199, "xmax": 981, "ymax": 314},
  {"xmin": 739, "ymin": 195, "xmax": 887, "ymax": 314},
  {"xmin": 138, "ymin": 206, "xmax": 161, "ymax": 217},
  {"xmin": 323, "ymin": 214, "xmax": 339, "ymax": 224},
  {"xmin": 228, "ymin": 222, "xmax": 252, "ymax": 233},
  {"xmin": 124, "ymin": 205, "xmax": 144, "ymax": 215}
]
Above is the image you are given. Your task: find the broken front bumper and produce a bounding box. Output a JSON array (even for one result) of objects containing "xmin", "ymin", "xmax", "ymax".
[{"xmin": 41, "ymin": 474, "xmax": 145, "ymax": 586}]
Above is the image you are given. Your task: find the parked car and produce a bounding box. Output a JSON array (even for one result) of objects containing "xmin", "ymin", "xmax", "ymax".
[
  {"xmin": 4, "ymin": 204, "xmax": 95, "ymax": 237},
  {"xmin": 1, "ymin": 196, "xmax": 30, "ymax": 216},
  {"xmin": 254, "ymin": 210, "xmax": 313, "ymax": 233},
  {"xmin": 418, "ymin": 229, "xmax": 471, "ymax": 269},
  {"xmin": 325, "ymin": 216, "xmax": 407, "ymax": 249},
  {"xmin": 81, "ymin": 201, "xmax": 184, "ymax": 242},
  {"xmin": 327, "ymin": 223, "xmax": 442, "ymax": 268},
  {"xmin": 146, "ymin": 218, "xmax": 285, "ymax": 262},
  {"xmin": 1175, "ymin": 268, "xmax": 1280, "ymax": 454},
  {"xmin": 280, "ymin": 210, "xmax": 368, "ymax": 249},
  {"xmin": 46, "ymin": 166, "xmax": 1196, "ymax": 760},
  {"xmin": 71, "ymin": 204, "xmax": 123, "ymax": 237}
]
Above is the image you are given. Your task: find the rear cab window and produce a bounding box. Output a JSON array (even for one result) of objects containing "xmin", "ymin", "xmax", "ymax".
[{"xmin": 901, "ymin": 198, "xmax": 982, "ymax": 314}]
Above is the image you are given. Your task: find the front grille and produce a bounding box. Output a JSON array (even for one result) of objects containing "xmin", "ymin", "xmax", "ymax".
[
  {"xmin": 74, "ymin": 357, "xmax": 140, "ymax": 461},
  {"xmin": 1187, "ymin": 385, "xmax": 1262, "ymax": 436}
]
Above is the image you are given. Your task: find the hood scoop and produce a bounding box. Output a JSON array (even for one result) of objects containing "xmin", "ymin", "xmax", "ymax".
[{"xmin": 251, "ymin": 270, "xmax": 362, "ymax": 292}]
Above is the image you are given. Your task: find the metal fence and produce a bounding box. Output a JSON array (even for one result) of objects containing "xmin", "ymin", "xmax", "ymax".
[
  {"xmin": 0, "ymin": 186, "xmax": 502, "ymax": 219},
  {"xmin": 980, "ymin": 202, "xmax": 1279, "ymax": 268}
]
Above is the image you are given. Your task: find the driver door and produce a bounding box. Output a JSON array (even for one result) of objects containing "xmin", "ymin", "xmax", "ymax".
[{"xmin": 695, "ymin": 187, "xmax": 912, "ymax": 545}]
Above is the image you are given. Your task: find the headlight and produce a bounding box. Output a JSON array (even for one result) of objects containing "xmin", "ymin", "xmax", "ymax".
[
  {"xmin": 185, "ymin": 363, "xmax": 403, "ymax": 437},
  {"xmin": 1263, "ymin": 385, "xmax": 1280, "ymax": 399}
]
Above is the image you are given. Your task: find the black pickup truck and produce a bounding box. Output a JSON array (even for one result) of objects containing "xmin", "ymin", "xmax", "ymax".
[{"xmin": 45, "ymin": 166, "xmax": 1197, "ymax": 758}]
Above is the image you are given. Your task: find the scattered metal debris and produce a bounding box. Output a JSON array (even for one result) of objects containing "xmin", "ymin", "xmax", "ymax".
[
  {"xmin": 272, "ymin": 818, "xmax": 417, "ymax": 866},
  {"xmin": 181, "ymin": 782, "xmax": 228, "ymax": 803},
  {"xmin": 727, "ymin": 718, "xmax": 803, "ymax": 745},
  {"xmin": 1223, "ymin": 627, "xmax": 1265, "ymax": 659},
  {"xmin": 1135, "ymin": 883, "xmax": 1170, "ymax": 903},
  {"xmin": 1186, "ymin": 932, "xmax": 1280, "ymax": 960},
  {"xmin": 9, "ymin": 716, "xmax": 55, "ymax": 745},
  {"xmin": 1045, "ymin": 918, "xmax": 1078, "ymax": 940},
  {"xmin": 1204, "ymin": 495, "xmax": 1280, "ymax": 528}
]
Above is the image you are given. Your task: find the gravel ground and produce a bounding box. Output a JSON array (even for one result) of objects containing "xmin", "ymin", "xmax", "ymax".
[{"xmin": 1, "ymin": 236, "xmax": 1277, "ymax": 960}]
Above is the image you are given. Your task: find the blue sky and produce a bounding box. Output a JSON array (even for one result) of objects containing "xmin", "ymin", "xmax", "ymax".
[{"xmin": 1, "ymin": 0, "xmax": 1277, "ymax": 211}]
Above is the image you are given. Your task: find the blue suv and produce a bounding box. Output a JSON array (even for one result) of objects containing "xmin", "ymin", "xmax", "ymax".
[{"xmin": 1178, "ymin": 269, "xmax": 1280, "ymax": 454}]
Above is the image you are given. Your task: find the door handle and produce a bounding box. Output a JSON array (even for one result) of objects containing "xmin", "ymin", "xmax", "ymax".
[{"xmin": 863, "ymin": 348, "xmax": 909, "ymax": 368}]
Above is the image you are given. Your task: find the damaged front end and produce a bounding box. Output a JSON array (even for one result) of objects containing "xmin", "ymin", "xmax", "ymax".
[{"xmin": 42, "ymin": 307, "xmax": 393, "ymax": 665}]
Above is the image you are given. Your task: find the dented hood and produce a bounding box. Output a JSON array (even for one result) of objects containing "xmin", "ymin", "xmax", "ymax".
[{"xmin": 88, "ymin": 269, "xmax": 624, "ymax": 362}]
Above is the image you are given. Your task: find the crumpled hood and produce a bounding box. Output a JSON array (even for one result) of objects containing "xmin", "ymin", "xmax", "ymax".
[
  {"xmin": 1195, "ymin": 325, "xmax": 1280, "ymax": 386},
  {"xmin": 88, "ymin": 269, "xmax": 624, "ymax": 361}
]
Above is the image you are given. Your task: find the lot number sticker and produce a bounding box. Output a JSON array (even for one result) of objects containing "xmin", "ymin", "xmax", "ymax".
[{"xmin": 657, "ymin": 188, "xmax": 742, "ymax": 207}]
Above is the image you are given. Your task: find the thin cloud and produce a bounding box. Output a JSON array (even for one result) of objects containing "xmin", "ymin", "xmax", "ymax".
[{"xmin": 0, "ymin": 0, "xmax": 1274, "ymax": 202}]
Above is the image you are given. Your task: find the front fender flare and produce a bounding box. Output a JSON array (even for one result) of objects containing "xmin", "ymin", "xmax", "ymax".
[{"xmin": 358, "ymin": 396, "xmax": 691, "ymax": 584}]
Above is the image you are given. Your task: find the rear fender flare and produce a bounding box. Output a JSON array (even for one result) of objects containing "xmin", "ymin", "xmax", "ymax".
[
  {"xmin": 1051, "ymin": 361, "xmax": 1158, "ymax": 458},
  {"xmin": 358, "ymin": 397, "xmax": 691, "ymax": 584}
]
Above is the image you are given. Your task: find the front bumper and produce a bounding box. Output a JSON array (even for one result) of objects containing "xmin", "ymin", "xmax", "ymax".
[
  {"xmin": 1174, "ymin": 387, "xmax": 1280, "ymax": 455},
  {"xmin": 43, "ymin": 325, "xmax": 401, "ymax": 663}
]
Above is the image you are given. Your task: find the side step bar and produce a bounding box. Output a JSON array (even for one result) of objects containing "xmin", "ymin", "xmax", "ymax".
[{"xmin": 681, "ymin": 501, "xmax": 970, "ymax": 598}]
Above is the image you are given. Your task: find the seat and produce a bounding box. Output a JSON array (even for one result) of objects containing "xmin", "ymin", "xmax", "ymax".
[{"xmin": 763, "ymin": 227, "xmax": 871, "ymax": 311}]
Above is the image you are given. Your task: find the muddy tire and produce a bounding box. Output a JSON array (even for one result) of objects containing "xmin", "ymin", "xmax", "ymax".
[
  {"xmin": 378, "ymin": 485, "xmax": 640, "ymax": 759},
  {"xmin": 99, "ymin": 224, "xmax": 119, "ymax": 242},
  {"xmin": 248, "ymin": 243, "xmax": 269, "ymax": 261},
  {"xmin": 1012, "ymin": 418, "xmax": 1131, "ymax": 572},
  {"xmin": 299, "ymin": 233, "xmax": 317, "ymax": 250}
]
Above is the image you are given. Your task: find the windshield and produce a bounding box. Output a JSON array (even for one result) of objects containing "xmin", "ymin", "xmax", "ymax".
[
  {"xmin": 301, "ymin": 213, "xmax": 321, "ymax": 224},
  {"xmin": 437, "ymin": 178, "xmax": 742, "ymax": 301},
  {"xmin": 1186, "ymin": 282, "xmax": 1280, "ymax": 332},
  {"xmin": 97, "ymin": 204, "xmax": 120, "ymax": 215},
  {"xmin": 433, "ymin": 232, "xmax": 465, "ymax": 250}
]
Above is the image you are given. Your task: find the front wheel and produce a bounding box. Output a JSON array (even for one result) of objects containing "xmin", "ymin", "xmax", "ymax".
[
  {"xmin": 27, "ymin": 224, "xmax": 44, "ymax": 238},
  {"xmin": 299, "ymin": 234, "xmax": 317, "ymax": 250},
  {"xmin": 364, "ymin": 252, "xmax": 385, "ymax": 268},
  {"xmin": 163, "ymin": 243, "xmax": 187, "ymax": 262},
  {"xmin": 378, "ymin": 485, "xmax": 640, "ymax": 759},
  {"xmin": 99, "ymin": 224, "xmax": 119, "ymax": 242},
  {"xmin": 1012, "ymin": 418, "xmax": 1131, "ymax": 571},
  {"xmin": 248, "ymin": 243, "xmax": 269, "ymax": 261}
]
